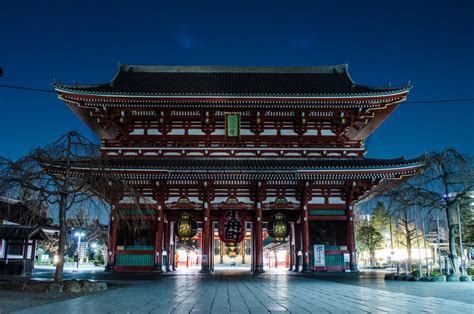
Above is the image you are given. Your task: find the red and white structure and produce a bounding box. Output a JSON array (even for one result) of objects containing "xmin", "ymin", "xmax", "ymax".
[{"xmin": 53, "ymin": 64, "xmax": 422, "ymax": 272}]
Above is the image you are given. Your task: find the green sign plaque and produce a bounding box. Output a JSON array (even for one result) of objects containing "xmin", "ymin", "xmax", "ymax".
[{"xmin": 225, "ymin": 113, "xmax": 240, "ymax": 138}]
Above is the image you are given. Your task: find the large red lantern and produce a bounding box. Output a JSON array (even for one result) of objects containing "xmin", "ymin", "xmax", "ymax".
[{"xmin": 219, "ymin": 210, "xmax": 245, "ymax": 245}]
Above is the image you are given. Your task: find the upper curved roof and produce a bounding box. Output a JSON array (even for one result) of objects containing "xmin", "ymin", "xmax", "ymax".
[{"xmin": 54, "ymin": 64, "xmax": 411, "ymax": 98}]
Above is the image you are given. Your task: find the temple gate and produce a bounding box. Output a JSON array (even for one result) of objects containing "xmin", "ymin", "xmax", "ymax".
[{"xmin": 53, "ymin": 64, "xmax": 422, "ymax": 272}]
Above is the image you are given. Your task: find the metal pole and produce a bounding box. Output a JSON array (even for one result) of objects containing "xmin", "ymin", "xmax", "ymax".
[
  {"xmin": 77, "ymin": 234, "xmax": 82, "ymax": 266},
  {"xmin": 457, "ymin": 201, "xmax": 465, "ymax": 276}
]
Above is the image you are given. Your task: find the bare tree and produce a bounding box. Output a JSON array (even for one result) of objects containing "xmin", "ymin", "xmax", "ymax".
[
  {"xmin": 414, "ymin": 149, "xmax": 473, "ymax": 274},
  {"xmin": 0, "ymin": 131, "xmax": 130, "ymax": 283},
  {"xmin": 376, "ymin": 149, "xmax": 473, "ymax": 275}
]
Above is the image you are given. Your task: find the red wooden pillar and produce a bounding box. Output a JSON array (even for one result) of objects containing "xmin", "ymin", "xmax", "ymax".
[
  {"xmin": 170, "ymin": 222, "xmax": 176, "ymax": 271},
  {"xmin": 220, "ymin": 241, "xmax": 224, "ymax": 264},
  {"xmin": 301, "ymin": 202, "xmax": 311, "ymax": 272},
  {"xmin": 31, "ymin": 239, "xmax": 37, "ymax": 272},
  {"xmin": 274, "ymin": 250, "xmax": 278, "ymax": 269},
  {"xmin": 197, "ymin": 231, "xmax": 203, "ymax": 266},
  {"xmin": 288, "ymin": 222, "xmax": 294, "ymax": 271},
  {"xmin": 106, "ymin": 210, "xmax": 118, "ymax": 271},
  {"xmin": 154, "ymin": 203, "xmax": 164, "ymax": 272},
  {"xmin": 201, "ymin": 202, "xmax": 211, "ymax": 272},
  {"xmin": 346, "ymin": 197, "xmax": 357, "ymax": 271},
  {"xmin": 250, "ymin": 222, "xmax": 255, "ymax": 272},
  {"xmin": 21, "ymin": 238, "xmax": 29, "ymax": 275},
  {"xmin": 164, "ymin": 220, "xmax": 171, "ymax": 271},
  {"xmin": 294, "ymin": 221, "xmax": 301, "ymax": 271},
  {"xmin": 210, "ymin": 221, "xmax": 215, "ymax": 271},
  {"xmin": 254, "ymin": 201, "xmax": 264, "ymax": 273},
  {"xmin": 198, "ymin": 232, "xmax": 203, "ymax": 251}
]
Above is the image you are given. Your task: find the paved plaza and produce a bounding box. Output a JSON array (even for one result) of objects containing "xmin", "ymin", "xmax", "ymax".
[{"xmin": 9, "ymin": 270, "xmax": 474, "ymax": 313}]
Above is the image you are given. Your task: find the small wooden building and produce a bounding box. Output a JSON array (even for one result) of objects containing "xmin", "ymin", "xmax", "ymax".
[{"xmin": 0, "ymin": 225, "xmax": 47, "ymax": 275}]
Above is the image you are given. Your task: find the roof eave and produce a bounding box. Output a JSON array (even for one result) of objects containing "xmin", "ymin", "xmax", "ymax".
[{"xmin": 54, "ymin": 87, "xmax": 411, "ymax": 100}]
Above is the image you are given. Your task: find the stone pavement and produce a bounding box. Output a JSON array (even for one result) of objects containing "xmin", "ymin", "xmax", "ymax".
[{"xmin": 13, "ymin": 270, "xmax": 474, "ymax": 313}]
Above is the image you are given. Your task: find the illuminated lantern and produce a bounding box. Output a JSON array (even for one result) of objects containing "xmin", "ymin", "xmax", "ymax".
[
  {"xmin": 175, "ymin": 213, "xmax": 197, "ymax": 243},
  {"xmin": 225, "ymin": 242, "xmax": 240, "ymax": 256},
  {"xmin": 267, "ymin": 213, "xmax": 290, "ymax": 243},
  {"xmin": 219, "ymin": 210, "xmax": 245, "ymax": 245}
]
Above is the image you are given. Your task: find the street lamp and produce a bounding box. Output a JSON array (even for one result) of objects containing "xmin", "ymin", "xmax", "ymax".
[{"xmin": 74, "ymin": 231, "xmax": 86, "ymax": 265}]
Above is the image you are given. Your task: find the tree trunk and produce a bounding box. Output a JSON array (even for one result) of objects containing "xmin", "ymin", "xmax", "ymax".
[
  {"xmin": 404, "ymin": 222, "xmax": 412, "ymax": 271},
  {"xmin": 402, "ymin": 212, "xmax": 412, "ymax": 271},
  {"xmin": 446, "ymin": 203, "xmax": 460, "ymax": 274},
  {"xmin": 54, "ymin": 194, "xmax": 67, "ymax": 283},
  {"xmin": 54, "ymin": 132, "xmax": 73, "ymax": 283},
  {"xmin": 369, "ymin": 249, "xmax": 376, "ymax": 267}
]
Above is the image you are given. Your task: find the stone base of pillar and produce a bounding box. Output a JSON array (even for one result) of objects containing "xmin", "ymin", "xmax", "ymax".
[
  {"xmin": 302, "ymin": 264, "xmax": 311, "ymax": 272},
  {"xmin": 350, "ymin": 264, "xmax": 359, "ymax": 272},
  {"xmin": 253, "ymin": 264, "xmax": 265, "ymax": 273},
  {"xmin": 200, "ymin": 265, "xmax": 211, "ymax": 273},
  {"xmin": 154, "ymin": 263, "xmax": 163, "ymax": 272}
]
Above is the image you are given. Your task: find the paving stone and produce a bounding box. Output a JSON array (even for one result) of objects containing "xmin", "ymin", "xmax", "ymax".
[{"xmin": 11, "ymin": 271, "xmax": 474, "ymax": 314}]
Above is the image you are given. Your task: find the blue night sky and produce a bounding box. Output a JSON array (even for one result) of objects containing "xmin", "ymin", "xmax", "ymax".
[{"xmin": 1, "ymin": 0, "xmax": 473, "ymax": 160}]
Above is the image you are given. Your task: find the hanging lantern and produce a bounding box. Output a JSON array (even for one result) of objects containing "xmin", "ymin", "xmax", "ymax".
[
  {"xmin": 267, "ymin": 213, "xmax": 290, "ymax": 243},
  {"xmin": 225, "ymin": 242, "xmax": 240, "ymax": 256},
  {"xmin": 175, "ymin": 212, "xmax": 197, "ymax": 243},
  {"xmin": 219, "ymin": 210, "xmax": 245, "ymax": 245}
]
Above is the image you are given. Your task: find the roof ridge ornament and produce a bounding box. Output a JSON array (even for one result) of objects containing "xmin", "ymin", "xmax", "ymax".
[{"xmin": 118, "ymin": 64, "xmax": 349, "ymax": 74}]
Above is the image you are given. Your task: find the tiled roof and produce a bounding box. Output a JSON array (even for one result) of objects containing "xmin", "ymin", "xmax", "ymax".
[
  {"xmin": 0, "ymin": 200, "xmax": 51, "ymax": 226},
  {"xmin": 54, "ymin": 64, "xmax": 411, "ymax": 97},
  {"xmin": 0, "ymin": 225, "xmax": 48, "ymax": 240},
  {"xmin": 67, "ymin": 157, "xmax": 423, "ymax": 172}
]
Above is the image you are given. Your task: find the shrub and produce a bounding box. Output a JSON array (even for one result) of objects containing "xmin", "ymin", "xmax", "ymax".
[
  {"xmin": 430, "ymin": 271, "xmax": 442, "ymax": 277},
  {"xmin": 411, "ymin": 269, "xmax": 421, "ymax": 277}
]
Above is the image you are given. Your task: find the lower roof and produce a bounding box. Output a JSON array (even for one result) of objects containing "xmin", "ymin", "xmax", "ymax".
[
  {"xmin": 42, "ymin": 156, "xmax": 424, "ymax": 186},
  {"xmin": 0, "ymin": 225, "xmax": 48, "ymax": 240},
  {"xmin": 60, "ymin": 156, "xmax": 423, "ymax": 173}
]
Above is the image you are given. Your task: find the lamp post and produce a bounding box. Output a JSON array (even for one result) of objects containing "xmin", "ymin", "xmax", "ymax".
[{"xmin": 74, "ymin": 231, "xmax": 85, "ymax": 266}]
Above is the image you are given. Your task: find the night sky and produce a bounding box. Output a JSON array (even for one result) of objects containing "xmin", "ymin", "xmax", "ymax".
[{"xmin": 1, "ymin": 0, "xmax": 473, "ymax": 160}]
